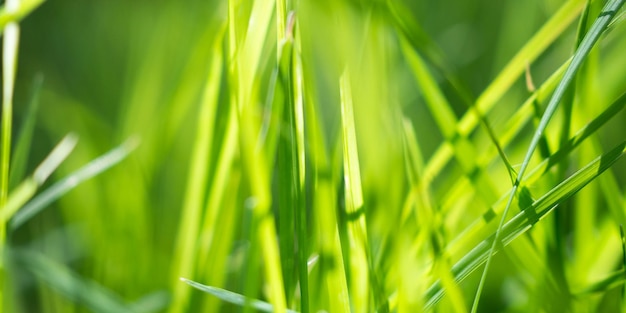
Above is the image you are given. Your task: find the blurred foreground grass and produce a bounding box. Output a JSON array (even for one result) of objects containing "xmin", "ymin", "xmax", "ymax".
[{"xmin": 2, "ymin": 0, "xmax": 626, "ymax": 312}]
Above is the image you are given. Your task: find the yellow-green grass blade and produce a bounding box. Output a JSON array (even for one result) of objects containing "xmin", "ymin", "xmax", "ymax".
[
  {"xmin": 1, "ymin": 134, "xmax": 77, "ymax": 224},
  {"xmin": 291, "ymin": 15, "xmax": 310, "ymax": 312},
  {"xmin": 196, "ymin": 166, "xmax": 241, "ymax": 312},
  {"xmin": 301, "ymin": 59, "xmax": 350, "ymax": 312},
  {"xmin": 9, "ymin": 74, "xmax": 43, "ymax": 190},
  {"xmin": 169, "ymin": 31, "xmax": 224, "ymax": 313},
  {"xmin": 274, "ymin": 12, "xmax": 299, "ymax": 305},
  {"xmin": 427, "ymin": 140, "xmax": 626, "ymax": 309},
  {"xmin": 340, "ymin": 71, "xmax": 376, "ymax": 311},
  {"xmin": 228, "ymin": 0, "xmax": 287, "ymax": 309},
  {"xmin": 181, "ymin": 278, "xmax": 299, "ymax": 313}
]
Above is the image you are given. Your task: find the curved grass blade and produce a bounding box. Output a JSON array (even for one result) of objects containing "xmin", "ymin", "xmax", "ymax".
[
  {"xmin": 10, "ymin": 136, "xmax": 140, "ymax": 230},
  {"xmin": 427, "ymin": 141, "xmax": 626, "ymax": 309},
  {"xmin": 180, "ymin": 278, "xmax": 299, "ymax": 313},
  {"xmin": 471, "ymin": 1, "xmax": 626, "ymax": 311}
]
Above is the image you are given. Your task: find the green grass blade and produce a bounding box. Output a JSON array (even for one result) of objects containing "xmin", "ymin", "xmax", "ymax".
[
  {"xmin": 9, "ymin": 74, "xmax": 43, "ymax": 189},
  {"xmin": 10, "ymin": 136, "xmax": 139, "ymax": 230},
  {"xmin": 169, "ymin": 29, "xmax": 223, "ymax": 313},
  {"xmin": 339, "ymin": 70, "xmax": 370, "ymax": 311},
  {"xmin": 471, "ymin": 1, "xmax": 626, "ymax": 310},
  {"xmin": 1, "ymin": 133, "xmax": 77, "ymax": 223},
  {"xmin": 181, "ymin": 278, "xmax": 299, "ymax": 313}
]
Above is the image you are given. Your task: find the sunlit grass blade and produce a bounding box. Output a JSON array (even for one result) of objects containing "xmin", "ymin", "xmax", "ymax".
[
  {"xmin": 300, "ymin": 46, "xmax": 350, "ymax": 311},
  {"xmin": 11, "ymin": 249, "xmax": 137, "ymax": 313},
  {"xmin": 1, "ymin": 134, "xmax": 77, "ymax": 223},
  {"xmin": 285, "ymin": 11, "xmax": 310, "ymax": 311},
  {"xmin": 228, "ymin": 0, "xmax": 287, "ymax": 309},
  {"xmin": 340, "ymin": 70, "xmax": 377, "ymax": 311},
  {"xmin": 429, "ymin": 141, "xmax": 626, "ymax": 309},
  {"xmin": 169, "ymin": 28, "xmax": 223, "ymax": 313},
  {"xmin": 10, "ymin": 136, "xmax": 139, "ymax": 230},
  {"xmin": 180, "ymin": 278, "xmax": 299, "ymax": 313},
  {"xmin": 443, "ymin": 89, "xmax": 626, "ymax": 266}
]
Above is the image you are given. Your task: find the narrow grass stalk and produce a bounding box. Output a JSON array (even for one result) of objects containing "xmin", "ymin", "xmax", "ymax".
[
  {"xmin": 471, "ymin": 1, "xmax": 626, "ymax": 310},
  {"xmin": 169, "ymin": 29, "xmax": 223, "ymax": 313},
  {"xmin": 339, "ymin": 71, "xmax": 371, "ymax": 311}
]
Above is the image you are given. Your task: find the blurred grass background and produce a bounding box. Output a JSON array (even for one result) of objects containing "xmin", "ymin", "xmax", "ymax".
[{"xmin": 3, "ymin": 0, "xmax": 626, "ymax": 312}]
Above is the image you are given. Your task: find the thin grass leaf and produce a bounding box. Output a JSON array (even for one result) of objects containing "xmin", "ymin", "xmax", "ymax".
[
  {"xmin": 444, "ymin": 90, "xmax": 626, "ymax": 267},
  {"xmin": 1, "ymin": 133, "xmax": 77, "ymax": 223},
  {"xmin": 290, "ymin": 13, "xmax": 310, "ymax": 312},
  {"xmin": 169, "ymin": 28, "xmax": 224, "ymax": 313},
  {"xmin": 472, "ymin": 1, "xmax": 626, "ymax": 310},
  {"xmin": 181, "ymin": 278, "xmax": 299, "ymax": 313},
  {"xmin": 9, "ymin": 74, "xmax": 44, "ymax": 189},
  {"xmin": 428, "ymin": 140, "xmax": 626, "ymax": 309},
  {"xmin": 422, "ymin": 0, "xmax": 587, "ymax": 192},
  {"xmin": 10, "ymin": 136, "xmax": 140, "ymax": 230},
  {"xmin": 339, "ymin": 70, "xmax": 371, "ymax": 312},
  {"xmin": 300, "ymin": 42, "xmax": 350, "ymax": 310},
  {"xmin": 229, "ymin": 0, "xmax": 287, "ymax": 309}
]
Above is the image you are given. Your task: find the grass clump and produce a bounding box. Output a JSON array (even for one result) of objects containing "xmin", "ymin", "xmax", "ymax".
[{"xmin": 1, "ymin": 0, "xmax": 626, "ymax": 312}]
